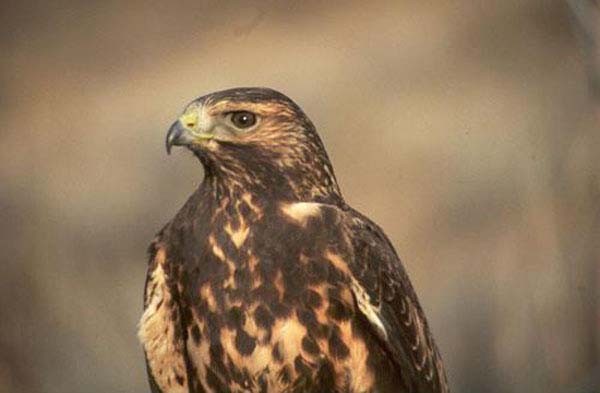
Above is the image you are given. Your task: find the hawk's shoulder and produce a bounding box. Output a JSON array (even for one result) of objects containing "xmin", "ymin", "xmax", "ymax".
[
  {"xmin": 339, "ymin": 207, "xmax": 449, "ymax": 393},
  {"xmin": 279, "ymin": 201, "xmax": 448, "ymax": 391},
  {"xmin": 282, "ymin": 203, "xmax": 448, "ymax": 392}
]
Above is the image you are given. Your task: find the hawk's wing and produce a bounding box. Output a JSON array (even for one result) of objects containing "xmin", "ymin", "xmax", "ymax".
[
  {"xmin": 142, "ymin": 243, "xmax": 165, "ymax": 393},
  {"xmin": 343, "ymin": 208, "xmax": 449, "ymax": 393}
]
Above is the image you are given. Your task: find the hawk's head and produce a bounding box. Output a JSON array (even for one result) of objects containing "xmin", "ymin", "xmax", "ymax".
[{"xmin": 166, "ymin": 87, "xmax": 342, "ymax": 204}]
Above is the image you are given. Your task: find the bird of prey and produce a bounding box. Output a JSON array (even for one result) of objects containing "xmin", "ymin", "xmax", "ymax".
[{"xmin": 139, "ymin": 87, "xmax": 449, "ymax": 393}]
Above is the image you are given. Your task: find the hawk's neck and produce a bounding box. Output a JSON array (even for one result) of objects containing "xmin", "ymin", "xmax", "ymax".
[{"xmin": 197, "ymin": 162, "xmax": 345, "ymax": 207}]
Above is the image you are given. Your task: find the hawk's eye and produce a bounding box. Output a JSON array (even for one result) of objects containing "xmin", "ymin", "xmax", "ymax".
[{"xmin": 229, "ymin": 111, "xmax": 257, "ymax": 129}]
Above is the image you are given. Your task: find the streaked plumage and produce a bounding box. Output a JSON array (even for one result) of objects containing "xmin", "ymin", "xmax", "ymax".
[{"xmin": 139, "ymin": 87, "xmax": 449, "ymax": 392}]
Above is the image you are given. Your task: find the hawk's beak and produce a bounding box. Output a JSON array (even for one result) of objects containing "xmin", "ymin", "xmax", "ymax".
[
  {"xmin": 166, "ymin": 120, "xmax": 192, "ymax": 154},
  {"xmin": 166, "ymin": 111, "xmax": 212, "ymax": 154},
  {"xmin": 166, "ymin": 111, "xmax": 215, "ymax": 154}
]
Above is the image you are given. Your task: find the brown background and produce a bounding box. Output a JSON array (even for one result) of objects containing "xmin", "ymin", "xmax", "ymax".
[{"xmin": 1, "ymin": 1, "xmax": 598, "ymax": 392}]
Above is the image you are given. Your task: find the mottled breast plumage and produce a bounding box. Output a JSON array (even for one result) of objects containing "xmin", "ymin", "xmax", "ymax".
[{"xmin": 141, "ymin": 198, "xmax": 380, "ymax": 392}]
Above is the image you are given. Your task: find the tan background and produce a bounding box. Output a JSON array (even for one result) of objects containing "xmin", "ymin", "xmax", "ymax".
[{"xmin": 1, "ymin": 1, "xmax": 598, "ymax": 392}]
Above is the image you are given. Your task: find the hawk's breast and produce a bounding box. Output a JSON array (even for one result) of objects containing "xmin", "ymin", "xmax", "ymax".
[{"xmin": 141, "ymin": 202, "xmax": 379, "ymax": 392}]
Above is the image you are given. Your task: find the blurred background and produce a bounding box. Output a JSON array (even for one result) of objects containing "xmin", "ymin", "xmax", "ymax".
[{"xmin": 1, "ymin": 1, "xmax": 599, "ymax": 392}]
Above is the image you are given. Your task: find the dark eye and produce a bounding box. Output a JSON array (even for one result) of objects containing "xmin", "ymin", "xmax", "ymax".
[{"xmin": 230, "ymin": 111, "xmax": 257, "ymax": 129}]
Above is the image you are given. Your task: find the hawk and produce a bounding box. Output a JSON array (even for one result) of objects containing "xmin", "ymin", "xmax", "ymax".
[{"xmin": 139, "ymin": 87, "xmax": 449, "ymax": 393}]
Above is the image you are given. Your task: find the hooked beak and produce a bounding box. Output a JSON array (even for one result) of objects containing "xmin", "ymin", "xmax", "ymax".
[
  {"xmin": 166, "ymin": 119, "xmax": 214, "ymax": 154},
  {"xmin": 165, "ymin": 110, "xmax": 221, "ymax": 154},
  {"xmin": 165, "ymin": 120, "xmax": 192, "ymax": 154}
]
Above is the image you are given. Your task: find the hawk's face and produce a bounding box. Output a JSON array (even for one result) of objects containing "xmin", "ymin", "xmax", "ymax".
[
  {"xmin": 166, "ymin": 87, "xmax": 342, "ymax": 203},
  {"xmin": 166, "ymin": 87, "xmax": 314, "ymax": 156}
]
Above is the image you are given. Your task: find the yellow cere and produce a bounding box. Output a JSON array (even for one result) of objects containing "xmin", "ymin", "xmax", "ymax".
[{"xmin": 179, "ymin": 111, "xmax": 199, "ymax": 130}]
